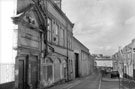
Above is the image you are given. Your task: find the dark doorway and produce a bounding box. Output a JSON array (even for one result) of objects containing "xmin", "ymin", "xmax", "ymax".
[
  {"xmin": 75, "ymin": 53, "xmax": 79, "ymax": 78},
  {"xmin": 18, "ymin": 55, "xmax": 38, "ymax": 89},
  {"xmin": 18, "ymin": 57, "xmax": 27, "ymax": 89},
  {"xmin": 29, "ymin": 56, "xmax": 38, "ymax": 89}
]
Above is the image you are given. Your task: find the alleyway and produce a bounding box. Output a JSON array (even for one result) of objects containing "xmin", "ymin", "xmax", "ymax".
[{"xmin": 70, "ymin": 71, "xmax": 101, "ymax": 89}]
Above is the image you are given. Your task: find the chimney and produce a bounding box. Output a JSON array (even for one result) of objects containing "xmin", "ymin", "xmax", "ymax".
[{"xmin": 53, "ymin": 0, "xmax": 62, "ymax": 9}]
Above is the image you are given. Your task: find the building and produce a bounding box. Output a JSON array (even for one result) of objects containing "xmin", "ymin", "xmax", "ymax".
[
  {"xmin": 0, "ymin": 0, "xmax": 95, "ymax": 89},
  {"xmin": 72, "ymin": 37, "xmax": 92, "ymax": 77},
  {"xmin": 112, "ymin": 38, "xmax": 135, "ymax": 79},
  {"xmin": 95, "ymin": 57, "xmax": 113, "ymax": 72},
  {"xmin": 4, "ymin": 0, "xmax": 74, "ymax": 89}
]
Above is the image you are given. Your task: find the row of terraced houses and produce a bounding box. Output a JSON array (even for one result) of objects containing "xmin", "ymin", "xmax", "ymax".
[
  {"xmin": 0, "ymin": 0, "xmax": 94, "ymax": 89},
  {"xmin": 112, "ymin": 38, "xmax": 135, "ymax": 79}
]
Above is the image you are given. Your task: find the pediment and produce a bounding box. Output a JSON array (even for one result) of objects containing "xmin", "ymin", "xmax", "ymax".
[{"xmin": 23, "ymin": 9, "xmax": 39, "ymax": 28}]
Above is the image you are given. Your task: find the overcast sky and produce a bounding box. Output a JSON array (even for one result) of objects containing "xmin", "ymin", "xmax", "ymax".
[{"xmin": 62, "ymin": 0, "xmax": 135, "ymax": 56}]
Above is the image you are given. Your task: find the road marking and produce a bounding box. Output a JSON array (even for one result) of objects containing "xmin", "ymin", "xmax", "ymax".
[{"xmin": 98, "ymin": 75, "xmax": 102, "ymax": 89}]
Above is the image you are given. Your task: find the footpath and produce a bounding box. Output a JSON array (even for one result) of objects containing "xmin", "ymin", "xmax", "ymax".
[
  {"xmin": 47, "ymin": 71, "xmax": 98, "ymax": 89},
  {"xmin": 120, "ymin": 78, "xmax": 135, "ymax": 89},
  {"xmin": 101, "ymin": 73, "xmax": 135, "ymax": 89}
]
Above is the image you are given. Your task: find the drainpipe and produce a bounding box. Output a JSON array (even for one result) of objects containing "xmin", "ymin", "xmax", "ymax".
[
  {"xmin": 66, "ymin": 26, "xmax": 69, "ymax": 81},
  {"xmin": 32, "ymin": 0, "xmax": 48, "ymax": 88}
]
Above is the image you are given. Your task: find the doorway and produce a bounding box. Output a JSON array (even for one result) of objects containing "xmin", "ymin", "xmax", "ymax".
[
  {"xmin": 18, "ymin": 55, "xmax": 38, "ymax": 89},
  {"xmin": 75, "ymin": 53, "xmax": 79, "ymax": 78},
  {"xmin": 18, "ymin": 56, "xmax": 28, "ymax": 89}
]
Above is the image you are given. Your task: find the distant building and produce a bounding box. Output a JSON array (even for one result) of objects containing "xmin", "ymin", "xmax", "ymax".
[{"xmin": 95, "ymin": 58, "xmax": 113, "ymax": 68}]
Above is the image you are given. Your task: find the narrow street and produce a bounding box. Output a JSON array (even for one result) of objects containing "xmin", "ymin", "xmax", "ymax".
[
  {"xmin": 47, "ymin": 70, "xmax": 101, "ymax": 89},
  {"xmin": 70, "ymin": 71, "xmax": 101, "ymax": 89},
  {"xmin": 48, "ymin": 70, "xmax": 120, "ymax": 89}
]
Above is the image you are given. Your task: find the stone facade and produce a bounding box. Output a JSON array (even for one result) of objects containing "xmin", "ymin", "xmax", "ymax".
[
  {"xmin": 72, "ymin": 37, "xmax": 92, "ymax": 77},
  {"xmin": 15, "ymin": 0, "xmax": 74, "ymax": 88}
]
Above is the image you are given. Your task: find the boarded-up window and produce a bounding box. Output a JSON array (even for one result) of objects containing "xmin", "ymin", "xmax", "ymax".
[
  {"xmin": 43, "ymin": 58, "xmax": 53, "ymax": 81},
  {"xmin": 47, "ymin": 65, "xmax": 53, "ymax": 80},
  {"xmin": 43, "ymin": 66, "xmax": 47, "ymax": 81}
]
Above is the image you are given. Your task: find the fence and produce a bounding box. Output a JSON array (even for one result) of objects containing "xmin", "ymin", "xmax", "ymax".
[{"xmin": 0, "ymin": 63, "xmax": 15, "ymax": 84}]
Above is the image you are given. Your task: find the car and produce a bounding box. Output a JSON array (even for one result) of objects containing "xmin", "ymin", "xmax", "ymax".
[{"xmin": 111, "ymin": 71, "xmax": 119, "ymax": 78}]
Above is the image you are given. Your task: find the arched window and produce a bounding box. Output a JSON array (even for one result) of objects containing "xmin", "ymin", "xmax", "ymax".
[
  {"xmin": 54, "ymin": 58, "xmax": 61, "ymax": 81},
  {"xmin": 46, "ymin": 57, "xmax": 53, "ymax": 64},
  {"xmin": 43, "ymin": 57, "xmax": 53, "ymax": 81}
]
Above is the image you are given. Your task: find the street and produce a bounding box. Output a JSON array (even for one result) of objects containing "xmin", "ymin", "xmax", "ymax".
[
  {"xmin": 70, "ymin": 71, "xmax": 101, "ymax": 89},
  {"xmin": 101, "ymin": 78, "xmax": 119, "ymax": 89},
  {"xmin": 47, "ymin": 70, "xmax": 120, "ymax": 89}
]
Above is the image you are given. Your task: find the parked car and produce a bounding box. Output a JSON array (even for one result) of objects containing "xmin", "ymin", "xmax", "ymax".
[{"xmin": 111, "ymin": 71, "xmax": 119, "ymax": 78}]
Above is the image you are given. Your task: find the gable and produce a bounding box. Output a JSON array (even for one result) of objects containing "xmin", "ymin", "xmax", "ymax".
[{"xmin": 23, "ymin": 9, "xmax": 39, "ymax": 28}]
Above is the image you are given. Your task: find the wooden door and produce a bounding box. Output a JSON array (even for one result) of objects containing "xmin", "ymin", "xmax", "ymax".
[
  {"xmin": 30, "ymin": 56, "xmax": 38, "ymax": 89},
  {"xmin": 19, "ymin": 57, "xmax": 27, "ymax": 89}
]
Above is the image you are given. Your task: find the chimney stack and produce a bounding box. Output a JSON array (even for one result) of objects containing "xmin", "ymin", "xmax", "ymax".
[{"xmin": 53, "ymin": 0, "xmax": 62, "ymax": 9}]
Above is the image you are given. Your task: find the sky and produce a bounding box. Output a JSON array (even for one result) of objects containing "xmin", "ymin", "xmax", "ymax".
[
  {"xmin": 62, "ymin": 0, "xmax": 135, "ymax": 56},
  {"xmin": 0, "ymin": 0, "xmax": 17, "ymax": 63}
]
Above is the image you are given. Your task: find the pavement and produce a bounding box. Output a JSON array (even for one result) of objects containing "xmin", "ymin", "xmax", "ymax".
[
  {"xmin": 102, "ymin": 76, "xmax": 135, "ymax": 89},
  {"xmin": 120, "ymin": 78, "xmax": 135, "ymax": 89}
]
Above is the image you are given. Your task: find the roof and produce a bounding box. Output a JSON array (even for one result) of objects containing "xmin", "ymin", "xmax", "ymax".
[
  {"xmin": 49, "ymin": 0, "xmax": 74, "ymax": 28},
  {"xmin": 73, "ymin": 36, "xmax": 90, "ymax": 53}
]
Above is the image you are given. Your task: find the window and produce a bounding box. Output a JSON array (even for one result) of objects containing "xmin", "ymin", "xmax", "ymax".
[
  {"xmin": 52, "ymin": 21, "xmax": 59, "ymax": 45},
  {"xmin": 55, "ymin": 24, "xmax": 58, "ymax": 35},
  {"xmin": 47, "ymin": 18, "xmax": 52, "ymax": 42},
  {"xmin": 64, "ymin": 30, "xmax": 67, "ymax": 48},
  {"xmin": 67, "ymin": 33, "xmax": 72, "ymax": 49},
  {"xmin": 43, "ymin": 58, "xmax": 53, "ymax": 81},
  {"xmin": 60, "ymin": 27, "xmax": 64, "ymax": 46}
]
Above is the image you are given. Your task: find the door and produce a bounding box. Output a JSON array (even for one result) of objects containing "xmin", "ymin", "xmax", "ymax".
[
  {"xmin": 75, "ymin": 53, "xmax": 79, "ymax": 78},
  {"xmin": 30, "ymin": 56, "xmax": 38, "ymax": 89},
  {"xmin": 18, "ymin": 57, "xmax": 28, "ymax": 89}
]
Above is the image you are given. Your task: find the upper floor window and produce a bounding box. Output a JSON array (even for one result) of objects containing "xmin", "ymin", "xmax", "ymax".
[
  {"xmin": 67, "ymin": 32, "xmax": 72, "ymax": 50},
  {"xmin": 52, "ymin": 20, "xmax": 59, "ymax": 45},
  {"xmin": 47, "ymin": 18, "xmax": 52, "ymax": 42},
  {"xmin": 60, "ymin": 27, "xmax": 64, "ymax": 46}
]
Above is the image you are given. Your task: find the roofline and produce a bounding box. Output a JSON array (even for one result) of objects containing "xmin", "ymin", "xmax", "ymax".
[
  {"xmin": 49, "ymin": 0, "xmax": 74, "ymax": 28},
  {"xmin": 73, "ymin": 36, "xmax": 90, "ymax": 53}
]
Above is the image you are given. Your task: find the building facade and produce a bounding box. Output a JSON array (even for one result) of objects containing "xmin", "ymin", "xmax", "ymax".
[
  {"xmin": 112, "ymin": 38, "xmax": 135, "ymax": 79},
  {"xmin": 13, "ymin": 0, "xmax": 74, "ymax": 89},
  {"xmin": 0, "ymin": 0, "xmax": 95, "ymax": 89},
  {"xmin": 72, "ymin": 37, "xmax": 92, "ymax": 77}
]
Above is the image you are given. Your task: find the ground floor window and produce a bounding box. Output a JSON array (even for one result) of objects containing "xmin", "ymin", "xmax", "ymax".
[{"xmin": 43, "ymin": 58, "xmax": 53, "ymax": 81}]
